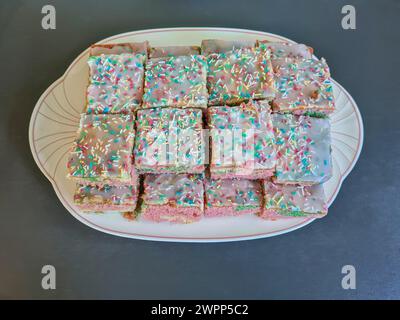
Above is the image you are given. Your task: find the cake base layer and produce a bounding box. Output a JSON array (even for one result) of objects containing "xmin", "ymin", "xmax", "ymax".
[
  {"xmin": 205, "ymin": 207, "xmax": 259, "ymax": 217},
  {"xmin": 142, "ymin": 205, "xmax": 202, "ymax": 223},
  {"xmin": 259, "ymin": 209, "xmax": 326, "ymax": 220}
]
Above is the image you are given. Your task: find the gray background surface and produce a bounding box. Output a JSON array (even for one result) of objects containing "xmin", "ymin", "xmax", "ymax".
[{"xmin": 0, "ymin": 0, "xmax": 399, "ymax": 299}]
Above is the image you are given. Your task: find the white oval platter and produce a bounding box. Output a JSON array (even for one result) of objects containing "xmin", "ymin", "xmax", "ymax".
[{"xmin": 29, "ymin": 27, "xmax": 363, "ymax": 242}]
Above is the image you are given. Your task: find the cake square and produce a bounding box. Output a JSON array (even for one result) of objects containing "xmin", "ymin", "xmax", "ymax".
[
  {"xmin": 74, "ymin": 183, "xmax": 138, "ymax": 213},
  {"xmin": 272, "ymin": 114, "xmax": 332, "ymax": 185},
  {"xmin": 259, "ymin": 180, "xmax": 327, "ymax": 219},
  {"xmin": 134, "ymin": 108, "xmax": 205, "ymax": 173},
  {"xmin": 272, "ymin": 58, "xmax": 335, "ymax": 115},
  {"xmin": 141, "ymin": 174, "xmax": 204, "ymax": 223},
  {"xmin": 208, "ymin": 100, "xmax": 276, "ymax": 179},
  {"xmin": 86, "ymin": 42, "xmax": 148, "ymax": 114},
  {"xmin": 258, "ymin": 41, "xmax": 313, "ymax": 68},
  {"xmin": 149, "ymin": 45, "xmax": 200, "ymax": 59},
  {"xmin": 67, "ymin": 114, "xmax": 136, "ymax": 185},
  {"xmin": 204, "ymin": 178, "xmax": 262, "ymax": 217},
  {"xmin": 203, "ymin": 40, "xmax": 275, "ymax": 106},
  {"xmin": 142, "ymin": 52, "xmax": 208, "ymax": 109}
]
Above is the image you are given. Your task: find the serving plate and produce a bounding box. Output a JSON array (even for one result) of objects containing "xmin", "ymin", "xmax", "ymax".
[{"xmin": 29, "ymin": 27, "xmax": 363, "ymax": 242}]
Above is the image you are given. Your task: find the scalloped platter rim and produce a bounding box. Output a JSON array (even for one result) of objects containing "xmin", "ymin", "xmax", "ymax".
[{"xmin": 29, "ymin": 27, "xmax": 364, "ymax": 242}]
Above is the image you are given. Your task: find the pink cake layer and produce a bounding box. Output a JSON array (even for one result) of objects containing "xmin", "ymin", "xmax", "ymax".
[
  {"xmin": 205, "ymin": 207, "xmax": 260, "ymax": 217},
  {"xmin": 259, "ymin": 209, "xmax": 327, "ymax": 220},
  {"xmin": 142, "ymin": 205, "xmax": 203, "ymax": 224},
  {"xmin": 210, "ymin": 169, "xmax": 275, "ymax": 180},
  {"xmin": 77, "ymin": 204, "xmax": 135, "ymax": 213}
]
